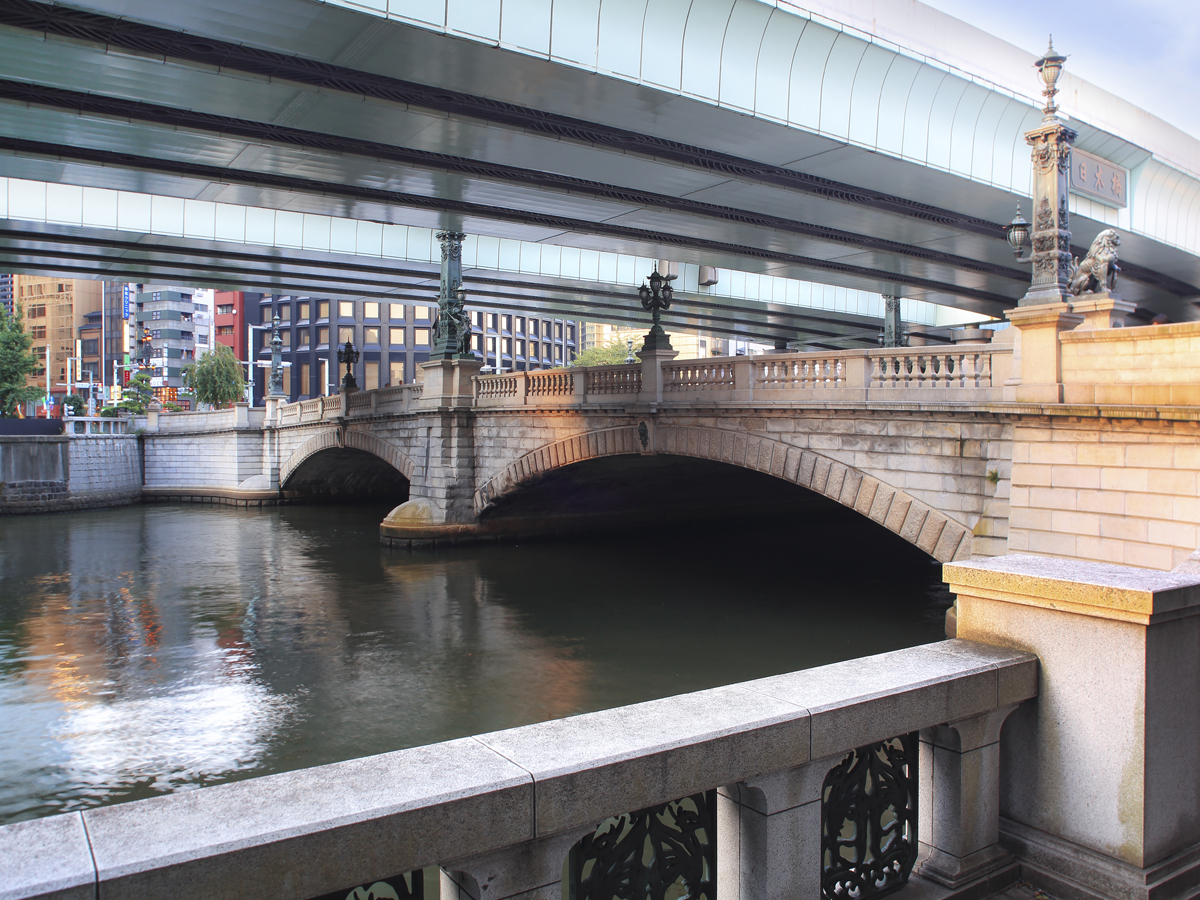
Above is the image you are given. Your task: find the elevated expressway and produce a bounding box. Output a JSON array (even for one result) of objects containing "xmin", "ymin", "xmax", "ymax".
[{"xmin": 0, "ymin": 0, "xmax": 1197, "ymax": 347}]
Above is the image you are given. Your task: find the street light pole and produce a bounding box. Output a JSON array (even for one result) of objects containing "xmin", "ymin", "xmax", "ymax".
[{"xmin": 637, "ymin": 269, "xmax": 674, "ymax": 352}]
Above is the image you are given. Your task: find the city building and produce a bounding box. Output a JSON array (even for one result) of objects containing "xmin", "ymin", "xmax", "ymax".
[
  {"xmin": 213, "ymin": 290, "xmax": 252, "ymax": 362},
  {"xmin": 192, "ymin": 289, "xmax": 213, "ymax": 359},
  {"xmin": 581, "ymin": 321, "xmax": 728, "ymax": 360},
  {"xmin": 0, "ymin": 274, "xmax": 13, "ymax": 317},
  {"xmin": 14, "ymin": 276, "xmax": 102, "ymax": 407},
  {"xmin": 246, "ymin": 295, "xmax": 581, "ymax": 404},
  {"xmin": 134, "ymin": 286, "xmax": 198, "ymax": 402}
]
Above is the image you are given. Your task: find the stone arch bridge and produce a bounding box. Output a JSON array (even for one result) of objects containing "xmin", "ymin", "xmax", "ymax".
[{"xmin": 140, "ymin": 324, "xmax": 1200, "ymax": 571}]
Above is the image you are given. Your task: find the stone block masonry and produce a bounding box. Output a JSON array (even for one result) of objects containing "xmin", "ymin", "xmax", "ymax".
[{"xmin": 0, "ymin": 435, "xmax": 142, "ymax": 514}]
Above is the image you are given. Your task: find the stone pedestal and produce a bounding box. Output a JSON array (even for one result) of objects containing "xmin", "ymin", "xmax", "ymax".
[
  {"xmin": 1070, "ymin": 292, "xmax": 1137, "ymax": 330},
  {"xmin": 944, "ymin": 555, "xmax": 1200, "ymax": 900},
  {"xmin": 1004, "ymin": 303, "xmax": 1081, "ymax": 403},
  {"xmin": 637, "ymin": 347, "xmax": 678, "ymax": 406},
  {"xmin": 418, "ymin": 358, "xmax": 483, "ymax": 408}
]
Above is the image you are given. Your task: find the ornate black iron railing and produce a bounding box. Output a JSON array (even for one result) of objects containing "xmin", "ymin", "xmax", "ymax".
[
  {"xmin": 821, "ymin": 734, "xmax": 919, "ymax": 900},
  {"xmin": 307, "ymin": 868, "xmax": 423, "ymax": 900},
  {"xmin": 569, "ymin": 790, "xmax": 716, "ymax": 900}
]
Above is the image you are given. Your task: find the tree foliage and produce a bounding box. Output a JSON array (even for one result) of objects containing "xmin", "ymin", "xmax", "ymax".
[
  {"xmin": 119, "ymin": 372, "xmax": 154, "ymax": 414},
  {"xmin": 0, "ymin": 305, "xmax": 45, "ymax": 417},
  {"xmin": 183, "ymin": 344, "xmax": 246, "ymax": 408},
  {"xmin": 567, "ymin": 336, "xmax": 644, "ymax": 368},
  {"xmin": 62, "ymin": 393, "xmax": 85, "ymax": 417}
]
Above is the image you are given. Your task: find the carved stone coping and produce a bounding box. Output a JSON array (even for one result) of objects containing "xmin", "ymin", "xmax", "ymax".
[{"xmin": 0, "ymin": 640, "xmax": 1035, "ymax": 900}]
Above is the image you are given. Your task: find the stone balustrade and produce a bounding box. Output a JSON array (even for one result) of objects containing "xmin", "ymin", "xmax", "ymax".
[
  {"xmin": 0, "ymin": 639, "xmax": 1036, "ymax": 900},
  {"xmin": 470, "ymin": 345, "xmax": 1007, "ymax": 408},
  {"xmin": 62, "ymin": 416, "xmax": 137, "ymax": 435}
]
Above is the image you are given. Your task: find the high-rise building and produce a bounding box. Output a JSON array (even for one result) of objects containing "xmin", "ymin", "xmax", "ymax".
[
  {"xmin": 15, "ymin": 276, "xmax": 102, "ymax": 403},
  {"xmin": 0, "ymin": 274, "xmax": 13, "ymax": 317},
  {"xmin": 192, "ymin": 289, "xmax": 213, "ymax": 358},
  {"xmin": 213, "ymin": 291, "xmax": 253, "ymax": 362},
  {"xmin": 134, "ymin": 285, "xmax": 197, "ymax": 401}
]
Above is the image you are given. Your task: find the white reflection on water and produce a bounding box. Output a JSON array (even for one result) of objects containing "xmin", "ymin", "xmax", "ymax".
[{"xmin": 48, "ymin": 637, "xmax": 292, "ymax": 801}]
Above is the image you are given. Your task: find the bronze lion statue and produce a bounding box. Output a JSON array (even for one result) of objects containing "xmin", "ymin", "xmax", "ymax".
[{"xmin": 1069, "ymin": 229, "xmax": 1121, "ymax": 296}]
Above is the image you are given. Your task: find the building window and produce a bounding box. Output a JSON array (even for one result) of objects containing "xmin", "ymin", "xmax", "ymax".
[
  {"xmin": 317, "ymin": 301, "xmax": 330, "ymax": 321},
  {"xmin": 364, "ymin": 302, "xmax": 380, "ymax": 321},
  {"xmin": 298, "ymin": 330, "xmax": 310, "ymax": 349},
  {"xmin": 297, "ymin": 301, "xmax": 310, "ymax": 322},
  {"xmin": 216, "ymin": 304, "xmax": 234, "ymax": 315},
  {"xmin": 389, "ymin": 327, "xmax": 405, "ymax": 346},
  {"xmin": 487, "ymin": 313, "xmax": 497, "ymax": 331},
  {"xmin": 502, "ymin": 315, "xmax": 511, "ymax": 332},
  {"xmin": 217, "ymin": 325, "xmax": 234, "ymax": 335},
  {"xmin": 31, "ymin": 325, "xmax": 46, "ymax": 340},
  {"xmin": 279, "ymin": 365, "xmax": 290, "ymax": 395},
  {"xmin": 515, "ymin": 339, "xmax": 524, "ymax": 357},
  {"xmin": 365, "ymin": 360, "xmax": 379, "ymax": 391},
  {"xmin": 472, "ymin": 334, "xmax": 482, "ymax": 351},
  {"xmin": 555, "ymin": 323, "xmax": 563, "ymax": 340},
  {"xmin": 529, "ymin": 320, "xmax": 539, "ymax": 338},
  {"xmin": 180, "ymin": 331, "xmax": 193, "ymax": 341},
  {"xmin": 317, "ymin": 326, "xmax": 329, "ymax": 346},
  {"xmin": 472, "ymin": 311, "xmax": 483, "ymax": 328},
  {"xmin": 389, "ymin": 303, "xmax": 405, "ymax": 321},
  {"xmin": 279, "ymin": 331, "xmax": 291, "ymax": 349},
  {"xmin": 299, "ymin": 362, "xmax": 310, "ymax": 395},
  {"xmin": 151, "ymin": 310, "xmax": 162, "ymax": 320},
  {"xmin": 515, "ymin": 317, "xmax": 524, "ymax": 334},
  {"xmin": 414, "ymin": 306, "xmax": 430, "ymax": 322},
  {"xmin": 364, "ymin": 326, "xmax": 380, "ymax": 346},
  {"xmin": 389, "ymin": 360, "xmax": 404, "ymax": 385},
  {"xmin": 277, "ymin": 306, "xmax": 290, "ymax": 323},
  {"xmin": 567, "ymin": 324, "xmax": 576, "ymax": 342},
  {"xmin": 338, "ymin": 301, "xmax": 355, "ymax": 320},
  {"xmin": 555, "ymin": 344, "xmax": 563, "ymax": 361},
  {"xmin": 502, "ymin": 338, "xmax": 512, "ymax": 356},
  {"xmin": 152, "ymin": 330, "xmax": 162, "ymax": 339},
  {"xmin": 486, "ymin": 337, "xmax": 496, "ymax": 354},
  {"xmin": 414, "ymin": 327, "xmax": 430, "ymax": 345},
  {"xmin": 338, "ymin": 326, "xmax": 355, "ymax": 345}
]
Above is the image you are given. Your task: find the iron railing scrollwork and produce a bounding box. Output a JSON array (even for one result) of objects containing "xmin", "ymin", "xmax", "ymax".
[
  {"xmin": 569, "ymin": 790, "xmax": 716, "ymax": 900},
  {"xmin": 305, "ymin": 868, "xmax": 423, "ymax": 900},
  {"xmin": 821, "ymin": 733, "xmax": 918, "ymax": 900}
]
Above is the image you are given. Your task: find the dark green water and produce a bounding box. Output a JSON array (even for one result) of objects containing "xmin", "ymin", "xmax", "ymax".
[{"xmin": 0, "ymin": 503, "xmax": 947, "ymax": 824}]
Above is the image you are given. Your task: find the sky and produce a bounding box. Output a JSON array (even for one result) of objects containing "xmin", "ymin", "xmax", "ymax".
[{"xmin": 920, "ymin": 0, "xmax": 1200, "ymax": 140}]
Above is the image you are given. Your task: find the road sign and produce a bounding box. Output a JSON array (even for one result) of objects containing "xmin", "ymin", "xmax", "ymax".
[{"xmin": 122, "ymin": 285, "xmax": 131, "ymax": 319}]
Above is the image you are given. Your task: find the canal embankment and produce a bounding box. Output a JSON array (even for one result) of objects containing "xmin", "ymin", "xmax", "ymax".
[{"xmin": 0, "ymin": 432, "xmax": 141, "ymax": 514}]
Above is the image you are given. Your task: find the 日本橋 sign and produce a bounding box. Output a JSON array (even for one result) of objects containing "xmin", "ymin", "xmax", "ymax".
[{"xmin": 1070, "ymin": 148, "xmax": 1129, "ymax": 208}]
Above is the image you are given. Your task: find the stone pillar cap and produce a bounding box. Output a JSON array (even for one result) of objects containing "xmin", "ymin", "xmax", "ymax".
[{"xmin": 945, "ymin": 554, "xmax": 1200, "ymax": 623}]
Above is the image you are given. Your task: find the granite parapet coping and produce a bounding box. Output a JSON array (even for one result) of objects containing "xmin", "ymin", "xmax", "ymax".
[
  {"xmin": 0, "ymin": 640, "xmax": 1036, "ymax": 900},
  {"xmin": 945, "ymin": 554, "xmax": 1200, "ymax": 621}
]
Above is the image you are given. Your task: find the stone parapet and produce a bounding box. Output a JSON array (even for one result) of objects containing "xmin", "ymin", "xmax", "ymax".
[{"xmin": 0, "ymin": 640, "xmax": 1036, "ymax": 900}]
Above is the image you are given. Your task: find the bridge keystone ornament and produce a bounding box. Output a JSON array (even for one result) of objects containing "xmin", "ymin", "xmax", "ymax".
[{"xmin": 432, "ymin": 231, "xmax": 473, "ymax": 360}]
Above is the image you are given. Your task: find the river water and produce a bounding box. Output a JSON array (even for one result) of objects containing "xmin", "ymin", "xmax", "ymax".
[{"xmin": 0, "ymin": 503, "xmax": 948, "ymax": 825}]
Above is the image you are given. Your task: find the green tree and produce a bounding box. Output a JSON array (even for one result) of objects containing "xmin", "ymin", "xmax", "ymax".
[
  {"xmin": 566, "ymin": 336, "xmax": 643, "ymax": 368},
  {"xmin": 119, "ymin": 372, "xmax": 154, "ymax": 414},
  {"xmin": 182, "ymin": 344, "xmax": 246, "ymax": 408},
  {"xmin": 0, "ymin": 305, "xmax": 45, "ymax": 417},
  {"xmin": 62, "ymin": 393, "xmax": 85, "ymax": 417}
]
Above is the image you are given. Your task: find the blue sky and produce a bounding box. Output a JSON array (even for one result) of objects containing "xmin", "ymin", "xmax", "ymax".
[{"xmin": 921, "ymin": 0, "xmax": 1200, "ymax": 140}]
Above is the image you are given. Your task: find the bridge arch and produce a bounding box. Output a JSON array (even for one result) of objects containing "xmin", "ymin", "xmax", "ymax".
[
  {"xmin": 473, "ymin": 424, "xmax": 972, "ymax": 563},
  {"xmin": 280, "ymin": 428, "xmax": 416, "ymax": 489}
]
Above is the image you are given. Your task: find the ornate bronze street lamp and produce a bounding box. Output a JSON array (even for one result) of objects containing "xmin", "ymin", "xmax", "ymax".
[
  {"xmin": 337, "ymin": 340, "xmax": 360, "ymax": 392},
  {"xmin": 268, "ymin": 314, "xmax": 285, "ymax": 397},
  {"xmin": 1006, "ymin": 204, "xmax": 1031, "ymax": 260},
  {"xmin": 637, "ymin": 269, "xmax": 673, "ymax": 351},
  {"xmin": 431, "ymin": 231, "xmax": 474, "ymax": 359}
]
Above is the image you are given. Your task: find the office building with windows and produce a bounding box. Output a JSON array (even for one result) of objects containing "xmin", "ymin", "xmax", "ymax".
[
  {"xmin": 246, "ymin": 295, "xmax": 581, "ymax": 404},
  {"xmin": 135, "ymin": 287, "xmax": 197, "ymax": 399},
  {"xmin": 0, "ymin": 274, "xmax": 13, "ymax": 317}
]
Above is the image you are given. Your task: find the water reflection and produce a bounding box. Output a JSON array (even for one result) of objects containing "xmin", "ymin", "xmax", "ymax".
[{"xmin": 0, "ymin": 503, "xmax": 946, "ymax": 824}]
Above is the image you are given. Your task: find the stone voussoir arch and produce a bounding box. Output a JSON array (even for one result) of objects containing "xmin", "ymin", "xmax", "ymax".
[
  {"xmin": 280, "ymin": 428, "xmax": 416, "ymax": 487},
  {"xmin": 474, "ymin": 423, "xmax": 972, "ymax": 563}
]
